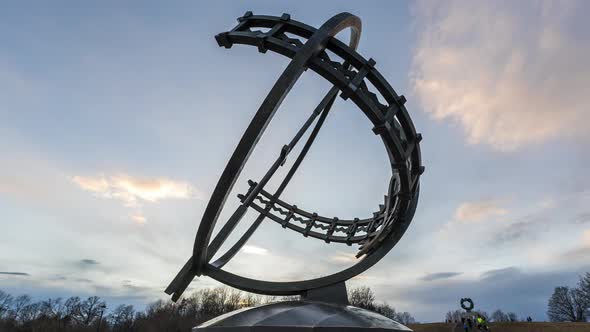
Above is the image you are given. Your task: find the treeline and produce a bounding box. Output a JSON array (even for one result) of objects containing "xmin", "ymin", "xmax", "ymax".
[
  {"xmin": 445, "ymin": 309, "xmax": 520, "ymax": 323},
  {"xmin": 0, "ymin": 286, "xmax": 415, "ymax": 332},
  {"xmin": 547, "ymin": 272, "xmax": 590, "ymax": 322},
  {"xmin": 443, "ymin": 272, "xmax": 590, "ymax": 323},
  {"xmin": 348, "ymin": 286, "xmax": 416, "ymax": 325}
]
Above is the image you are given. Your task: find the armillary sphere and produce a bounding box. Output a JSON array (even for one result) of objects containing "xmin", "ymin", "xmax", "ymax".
[{"xmin": 166, "ymin": 11, "xmax": 424, "ymax": 301}]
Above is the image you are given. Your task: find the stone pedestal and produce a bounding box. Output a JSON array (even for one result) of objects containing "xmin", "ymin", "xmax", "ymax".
[{"xmin": 194, "ymin": 301, "xmax": 412, "ymax": 332}]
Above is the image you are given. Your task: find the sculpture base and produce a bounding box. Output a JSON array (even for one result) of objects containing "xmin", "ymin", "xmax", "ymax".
[{"xmin": 194, "ymin": 301, "xmax": 412, "ymax": 331}]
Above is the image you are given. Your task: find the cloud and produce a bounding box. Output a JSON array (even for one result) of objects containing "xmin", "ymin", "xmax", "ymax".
[
  {"xmin": 379, "ymin": 265, "xmax": 587, "ymax": 321},
  {"xmin": 71, "ymin": 176, "xmax": 110, "ymax": 194},
  {"xmin": 561, "ymin": 246, "xmax": 590, "ymax": 264},
  {"xmin": 130, "ymin": 214, "xmax": 147, "ymax": 224},
  {"xmin": 48, "ymin": 275, "xmax": 67, "ymax": 281},
  {"xmin": 573, "ymin": 213, "xmax": 590, "ymax": 224},
  {"xmin": 79, "ymin": 259, "xmax": 100, "ymax": 266},
  {"xmin": 330, "ymin": 252, "xmax": 357, "ymax": 264},
  {"xmin": 454, "ymin": 200, "xmax": 508, "ymax": 223},
  {"xmin": 584, "ymin": 229, "xmax": 590, "ymax": 245},
  {"xmin": 411, "ymin": 0, "xmax": 590, "ymax": 151},
  {"xmin": 121, "ymin": 280, "xmax": 154, "ymax": 293},
  {"xmin": 351, "ymin": 275, "xmax": 374, "ymax": 281},
  {"xmin": 72, "ymin": 174, "xmax": 199, "ymax": 223},
  {"xmin": 489, "ymin": 211, "xmax": 553, "ymax": 247},
  {"xmin": 420, "ymin": 272, "xmax": 462, "ymax": 282},
  {"xmin": 0, "ymin": 272, "xmax": 30, "ymax": 276},
  {"xmin": 72, "ymin": 174, "xmax": 197, "ymax": 204},
  {"xmin": 480, "ymin": 267, "xmax": 521, "ymax": 280},
  {"xmin": 490, "ymin": 222, "xmax": 530, "ymax": 245},
  {"xmin": 240, "ymin": 245, "xmax": 268, "ymax": 255}
]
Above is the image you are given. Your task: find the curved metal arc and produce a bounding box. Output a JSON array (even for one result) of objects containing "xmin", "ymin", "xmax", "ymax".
[
  {"xmin": 211, "ymin": 86, "xmax": 340, "ymax": 269},
  {"xmin": 191, "ymin": 13, "xmax": 362, "ymax": 275},
  {"xmin": 225, "ymin": 17, "xmax": 421, "ymax": 174},
  {"xmin": 225, "ymin": 31, "xmax": 413, "ymax": 179},
  {"xmin": 167, "ymin": 12, "xmax": 424, "ymax": 302},
  {"xmin": 255, "ymin": 187, "xmax": 379, "ymax": 226},
  {"xmin": 205, "ymin": 85, "xmax": 340, "ymax": 264},
  {"xmin": 229, "ymin": 14, "xmax": 396, "ymax": 119},
  {"xmin": 191, "ymin": 12, "xmax": 362, "ymax": 276},
  {"xmin": 246, "ymin": 201, "xmax": 378, "ymax": 244},
  {"xmin": 205, "ymin": 184, "xmax": 420, "ymax": 296},
  {"xmin": 163, "ymin": 14, "xmax": 364, "ymax": 303}
]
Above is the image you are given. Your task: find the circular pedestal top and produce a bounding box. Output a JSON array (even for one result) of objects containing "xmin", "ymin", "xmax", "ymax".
[{"xmin": 195, "ymin": 301, "xmax": 412, "ymax": 332}]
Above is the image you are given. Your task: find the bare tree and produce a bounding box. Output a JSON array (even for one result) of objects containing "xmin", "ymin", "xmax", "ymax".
[
  {"xmin": 491, "ymin": 309, "xmax": 509, "ymax": 322},
  {"xmin": 109, "ymin": 304, "xmax": 135, "ymax": 332},
  {"xmin": 579, "ymin": 272, "xmax": 590, "ymax": 317},
  {"xmin": 445, "ymin": 309, "xmax": 463, "ymax": 322},
  {"xmin": 63, "ymin": 295, "xmax": 83, "ymax": 327},
  {"xmin": 348, "ymin": 286, "xmax": 375, "ymax": 310},
  {"xmin": 0, "ymin": 290, "xmax": 13, "ymax": 318},
  {"xmin": 548, "ymin": 286, "xmax": 586, "ymax": 322},
  {"xmin": 507, "ymin": 312, "xmax": 518, "ymax": 322},
  {"xmin": 348, "ymin": 288, "xmax": 415, "ymax": 324},
  {"xmin": 79, "ymin": 296, "xmax": 107, "ymax": 326},
  {"xmin": 200, "ymin": 288, "xmax": 228, "ymax": 318},
  {"xmin": 374, "ymin": 303, "xmax": 396, "ymax": 319},
  {"xmin": 0, "ymin": 285, "xmax": 419, "ymax": 331},
  {"xmin": 36, "ymin": 297, "xmax": 66, "ymax": 330},
  {"xmin": 39, "ymin": 297, "xmax": 64, "ymax": 319},
  {"xmin": 571, "ymin": 287, "xmax": 588, "ymax": 322},
  {"xmin": 19, "ymin": 301, "xmax": 41, "ymax": 324},
  {"xmin": 395, "ymin": 311, "xmax": 416, "ymax": 325},
  {"xmin": 9, "ymin": 294, "xmax": 32, "ymax": 321},
  {"xmin": 224, "ymin": 289, "xmax": 243, "ymax": 313},
  {"xmin": 240, "ymin": 293, "xmax": 261, "ymax": 308}
]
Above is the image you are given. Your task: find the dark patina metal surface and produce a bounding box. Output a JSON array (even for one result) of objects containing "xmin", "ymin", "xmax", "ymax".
[
  {"xmin": 194, "ymin": 301, "xmax": 412, "ymax": 332},
  {"xmin": 166, "ymin": 11, "xmax": 423, "ymax": 310}
]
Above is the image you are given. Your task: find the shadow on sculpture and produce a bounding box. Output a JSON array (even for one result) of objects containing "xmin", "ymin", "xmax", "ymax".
[{"xmin": 166, "ymin": 11, "xmax": 424, "ymax": 331}]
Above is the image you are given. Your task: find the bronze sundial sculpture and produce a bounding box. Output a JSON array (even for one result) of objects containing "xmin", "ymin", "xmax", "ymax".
[{"xmin": 166, "ymin": 11, "xmax": 424, "ymax": 331}]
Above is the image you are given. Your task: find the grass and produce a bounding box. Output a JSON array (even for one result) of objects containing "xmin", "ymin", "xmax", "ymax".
[
  {"xmin": 408, "ymin": 323, "xmax": 455, "ymax": 332},
  {"xmin": 408, "ymin": 322, "xmax": 590, "ymax": 332}
]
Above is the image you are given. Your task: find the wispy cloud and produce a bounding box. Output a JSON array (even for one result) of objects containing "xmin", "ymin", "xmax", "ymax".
[
  {"xmin": 420, "ymin": 272, "xmax": 462, "ymax": 282},
  {"xmin": 487, "ymin": 207, "xmax": 556, "ymax": 247},
  {"xmin": 559, "ymin": 229, "xmax": 590, "ymax": 263},
  {"xmin": 561, "ymin": 246, "xmax": 590, "ymax": 264},
  {"xmin": 48, "ymin": 275, "xmax": 67, "ymax": 281},
  {"xmin": 72, "ymin": 174, "xmax": 197, "ymax": 204},
  {"xmin": 574, "ymin": 213, "xmax": 590, "ymax": 224},
  {"xmin": 480, "ymin": 267, "xmax": 520, "ymax": 280},
  {"xmin": 240, "ymin": 245, "xmax": 268, "ymax": 255},
  {"xmin": 454, "ymin": 200, "xmax": 508, "ymax": 223},
  {"xmin": 411, "ymin": 0, "xmax": 590, "ymax": 150},
  {"xmin": 0, "ymin": 272, "xmax": 30, "ymax": 276},
  {"xmin": 491, "ymin": 221, "xmax": 532, "ymax": 245},
  {"xmin": 79, "ymin": 259, "xmax": 100, "ymax": 266},
  {"xmin": 72, "ymin": 174, "xmax": 199, "ymax": 223},
  {"xmin": 130, "ymin": 214, "xmax": 147, "ymax": 224},
  {"xmin": 330, "ymin": 253, "xmax": 357, "ymax": 264}
]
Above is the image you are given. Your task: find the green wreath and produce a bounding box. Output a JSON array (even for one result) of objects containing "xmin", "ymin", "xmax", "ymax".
[{"xmin": 460, "ymin": 298, "xmax": 474, "ymax": 311}]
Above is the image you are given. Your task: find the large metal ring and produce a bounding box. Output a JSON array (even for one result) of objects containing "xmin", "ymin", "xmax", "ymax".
[{"xmin": 166, "ymin": 11, "xmax": 423, "ymax": 300}]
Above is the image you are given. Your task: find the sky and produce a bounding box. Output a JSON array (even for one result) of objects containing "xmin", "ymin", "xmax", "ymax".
[{"xmin": 1, "ymin": 0, "xmax": 590, "ymax": 323}]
